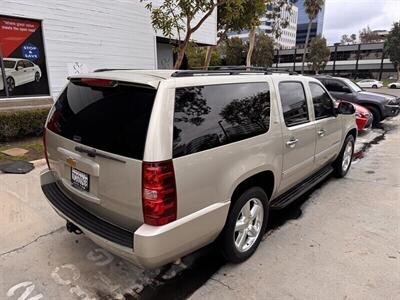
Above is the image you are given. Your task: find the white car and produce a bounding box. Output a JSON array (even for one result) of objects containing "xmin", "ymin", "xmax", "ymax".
[
  {"xmin": 356, "ymin": 79, "xmax": 383, "ymax": 89},
  {"xmin": 388, "ymin": 81, "xmax": 400, "ymax": 89},
  {"xmin": 0, "ymin": 58, "xmax": 42, "ymax": 93}
]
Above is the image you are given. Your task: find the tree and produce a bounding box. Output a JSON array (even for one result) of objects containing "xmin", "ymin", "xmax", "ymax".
[
  {"xmin": 359, "ymin": 26, "xmax": 381, "ymax": 43},
  {"xmin": 341, "ymin": 33, "xmax": 357, "ymax": 45},
  {"xmin": 385, "ymin": 21, "xmax": 400, "ymax": 80},
  {"xmin": 301, "ymin": 0, "xmax": 324, "ymax": 74},
  {"xmin": 204, "ymin": 0, "xmax": 292, "ymax": 69},
  {"xmin": 204, "ymin": 0, "xmax": 248, "ymax": 68},
  {"xmin": 251, "ymin": 33, "xmax": 274, "ymax": 67},
  {"xmin": 307, "ymin": 35, "xmax": 330, "ymax": 74},
  {"xmin": 225, "ymin": 37, "xmax": 246, "ymax": 65},
  {"xmin": 245, "ymin": 0, "xmax": 292, "ymax": 68},
  {"xmin": 186, "ymin": 42, "xmax": 221, "ymax": 68},
  {"xmin": 350, "ymin": 33, "xmax": 357, "ymax": 44},
  {"xmin": 142, "ymin": 0, "xmax": 226, "ymax": 69}
]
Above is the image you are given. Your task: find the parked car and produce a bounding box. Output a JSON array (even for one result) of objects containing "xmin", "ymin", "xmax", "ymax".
[
  {"xmin": 337, "ymin": 100, "xmax": 373, "ymax": 131},
  {"xmin": 315, "ymin": 75, "xmax": 400, "ymax": 125},
  {"xmin": 0, "ymin": 58, "xmax": 42, "ymax": 93},
  {"xmin": 40, "ymin": 69, "xmax": 357, "ymax": 269},
  {"xmin": 388, "ymin": 81, "xmax": 400, "ymax": 89},
  {"xmin": 357, "ymin": 79, "xmax": 383, "ymax": 89}
]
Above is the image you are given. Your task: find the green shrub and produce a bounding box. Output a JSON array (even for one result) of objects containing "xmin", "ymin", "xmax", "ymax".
[{"xmin": 0, "ymin": 108, "xmax": 50, "ymax": 142}]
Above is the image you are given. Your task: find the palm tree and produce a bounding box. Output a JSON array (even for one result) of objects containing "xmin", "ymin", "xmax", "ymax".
[{"xmin": 301, "ymin": 0, "xmax": 325, "ymax": 75}]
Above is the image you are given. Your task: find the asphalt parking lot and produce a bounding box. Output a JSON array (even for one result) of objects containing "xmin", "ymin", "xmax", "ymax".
[{"xmin": 1, "ymin": 87, "xmax": 399, "ymax": 300}]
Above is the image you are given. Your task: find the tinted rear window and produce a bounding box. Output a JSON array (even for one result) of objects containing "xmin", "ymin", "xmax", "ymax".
[
  {"xmin": 173, "ymin": 83, "xmax": 271, "ymax": 158},
  {"xmin": 48, "ymin": 81, "xmax": 156, "ymax": 160}
]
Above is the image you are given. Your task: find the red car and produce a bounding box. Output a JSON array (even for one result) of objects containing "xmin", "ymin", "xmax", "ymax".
[{"xmin": 337, "ymin": 101, "xmax": 373, "ymax": 131}]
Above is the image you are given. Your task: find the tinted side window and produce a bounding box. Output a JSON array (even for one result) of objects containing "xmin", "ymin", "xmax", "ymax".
[
  {"xmin": 309, "ymin": 82, "xmax": 335, "ymax": 119},
  {"xmin": 16, "ymin": 61, "xmax": 24, "ymax": 69},
  {"xmin": 173, "ymin": 83, "xmax": 270, "ymax": 158},
  {"xmin": 24, "ymin": 60, "xmax": 34, "ymax": 67},
  {"xmin": 325, "ymin": 79, "xmax": 346, "ymax": 92},
  {"xmin": 279, "ymin": 82, "xmax": 309, "ymax": 127}
]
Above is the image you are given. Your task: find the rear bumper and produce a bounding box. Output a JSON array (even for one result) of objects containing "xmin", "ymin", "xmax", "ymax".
[{"xmin": 40, "ymin": 169, "xmax": 229, "ymax": 269}]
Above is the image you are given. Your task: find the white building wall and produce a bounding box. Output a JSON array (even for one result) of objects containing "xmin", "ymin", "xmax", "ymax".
[{"xmin": 0, "ymin": 0, "xmax": 217, "ymax": 97}]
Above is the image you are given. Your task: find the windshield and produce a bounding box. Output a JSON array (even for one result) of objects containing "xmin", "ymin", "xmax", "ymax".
[
  {"xmin": 342, "ymin": 78, "xmax": 362, "ymax": 92},
  {"xmin": 3, "ymin": 60, "xmax": 16, "ymax": 69}
]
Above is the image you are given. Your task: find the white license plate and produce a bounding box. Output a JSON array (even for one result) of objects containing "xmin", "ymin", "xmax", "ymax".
[{"xmin": 71, "ymin": 168, "xmax": 89, "ymax": 192}]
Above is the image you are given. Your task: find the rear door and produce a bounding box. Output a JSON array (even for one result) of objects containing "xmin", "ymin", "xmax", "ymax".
[
  {"xmin": 308, "ymin": 82, "xmax": 342, "ymax": 168},
  {"xmin": 45, "ymin": 78, "xmax": 157, "ymax": 230},
  {"xmin": 277, "ymin": 80, "xmax": 316, "ymax": 192}
]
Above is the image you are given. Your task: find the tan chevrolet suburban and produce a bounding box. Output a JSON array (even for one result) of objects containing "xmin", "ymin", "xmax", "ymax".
[{"xmin": 40, "ymin": 68, "xmax": 357, "ymax": 269}]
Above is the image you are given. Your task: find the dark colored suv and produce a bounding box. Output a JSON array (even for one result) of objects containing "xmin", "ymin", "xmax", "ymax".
[{"xmin": 315, "ymin": 75, "xmax": 400, "ymax": 125}]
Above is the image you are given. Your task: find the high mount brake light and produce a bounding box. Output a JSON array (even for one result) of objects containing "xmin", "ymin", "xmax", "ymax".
[
  {"xmin": 142, "ymin": 160, "xmax": 177, "ymax": 226},
  {"xmin": 78, "ymin": 78, "xmax": 117, "ymax": 87}
]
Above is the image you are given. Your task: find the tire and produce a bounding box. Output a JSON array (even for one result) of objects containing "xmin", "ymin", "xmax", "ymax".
[
  {"xmin": 6, "ymin": 77, "xmax": 15, "ymax": 94},
  {"xmin": 365, "ymin": 105, "xmax": 382, "ymax": 126},
  {"xmin": 35, "ymin": 72, "xmax": 40, "ymax": 82},
  {"xmin": 389, "ymin": 84, "xmax": 396, "ymax": 89},
  {"xmin": 372, "ymin": 84, "xmax": 377, "ymax": 89},
  {"xmin": 333, "ymin": 134, "xmax": 355, "ymax": 178},
  {"xmin": 219, "ymin": 187, "xmax": 268, "ymax": 263}
]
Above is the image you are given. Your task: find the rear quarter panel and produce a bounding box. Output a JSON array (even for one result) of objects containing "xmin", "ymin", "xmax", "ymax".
[{"xmin": 147, "ymin": 76, "xmax": 283, "ymax": 219}]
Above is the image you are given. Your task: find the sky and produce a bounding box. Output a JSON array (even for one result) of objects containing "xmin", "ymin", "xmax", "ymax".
[{"xmin": 323, "ymin": 0, "xmax": 400, "ymax": 45}]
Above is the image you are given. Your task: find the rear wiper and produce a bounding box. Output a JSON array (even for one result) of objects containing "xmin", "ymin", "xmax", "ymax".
[{"xmin": 75, "ymin": 146, "xmax": 126, "ymax": 163}]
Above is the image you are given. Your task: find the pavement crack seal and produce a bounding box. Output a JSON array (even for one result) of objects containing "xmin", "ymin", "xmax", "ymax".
[
  {"xmin": 210, "ymin": 277, "xmax": 234, "ymax": 290},
  {"xmin": 0, "ymin": 227, "xmax": 64, "ymax": 258}
]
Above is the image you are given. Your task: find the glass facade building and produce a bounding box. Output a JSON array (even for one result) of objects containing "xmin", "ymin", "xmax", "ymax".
[{"xmin": 293, "ymin": 0, "xmax": 325, "ymax": 45}]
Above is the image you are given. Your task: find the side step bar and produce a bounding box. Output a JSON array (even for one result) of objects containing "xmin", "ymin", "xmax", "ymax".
[{"xmin": 271, "ymin": 165, "xmax": 333, "ymax": 209}]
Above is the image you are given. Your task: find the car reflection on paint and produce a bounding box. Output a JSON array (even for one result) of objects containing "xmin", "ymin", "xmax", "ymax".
[{"xmin": 0, "ymin": 58, "xmax": 42, "ymax": 94}]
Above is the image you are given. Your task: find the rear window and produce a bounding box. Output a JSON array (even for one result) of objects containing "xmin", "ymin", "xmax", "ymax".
[
  {"xmin": 48, "ymin": 80, "xmax": 156, "ymax": 160},
  {"xmin": 173, "ymin": 82, "xmax": 271, "ymax": 158}
]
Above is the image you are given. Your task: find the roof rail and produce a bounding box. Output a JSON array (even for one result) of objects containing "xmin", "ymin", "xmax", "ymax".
[
  {"xmin": 171, "ymin": 66, "xmax": 297, "ymax": 77},
  {"xmin": 93, "ymin": 68, "xmax": 136, "ymax": 72}
]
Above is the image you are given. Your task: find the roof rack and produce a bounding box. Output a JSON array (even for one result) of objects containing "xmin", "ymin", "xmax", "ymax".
[
  {"xmin": 94, "ymin": 68, "xmax": 136, "ymax": 72},
  {"xmin": 171, "ymin": 66, "xmax": 297, "ymax": 77}
]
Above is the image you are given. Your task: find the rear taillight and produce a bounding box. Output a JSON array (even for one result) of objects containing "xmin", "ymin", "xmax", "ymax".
[{"xmin": 142, "ymin": 160, "xmax": 177, "ymax": 226}]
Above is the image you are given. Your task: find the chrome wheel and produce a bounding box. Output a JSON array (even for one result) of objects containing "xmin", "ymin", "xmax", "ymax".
[
  {"xmin": 342, "ymin": 140, "xmax": 353, "ymax": 172},
  {"xmin": 234, "ymin": 198, "xmax": 264, "ymax": 253}
]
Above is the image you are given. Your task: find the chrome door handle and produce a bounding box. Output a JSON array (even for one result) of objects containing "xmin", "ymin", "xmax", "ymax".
[
  {"xmin": 317, "ymin": 129, "xmax": 326, "ymax": 137},
  {"xmin": 286, "ymin": 138, "xmax": 299, "ymax": 148}
]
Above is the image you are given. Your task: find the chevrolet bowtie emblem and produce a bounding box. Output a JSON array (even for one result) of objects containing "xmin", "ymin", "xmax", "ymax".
[{"xmin": 66, "ymin": 157, "xmax": 77, "ymax": 167}]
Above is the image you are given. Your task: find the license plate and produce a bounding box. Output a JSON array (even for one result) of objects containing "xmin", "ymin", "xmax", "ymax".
[{"xmin": 71, "ymin": 168, "xmax": 89, "ymax": 192}]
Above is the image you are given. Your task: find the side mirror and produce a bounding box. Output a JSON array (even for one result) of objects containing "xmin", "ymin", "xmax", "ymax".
[
  {"xmin": 17, "ymin": 66, "xmax": 23, "ymax": 71},
  {"xmin": 337, "ymin": 102, "xmax": 355, "ymax": 115},
  {"xmin": 342, "ymin": 86, "xmax": 351, "ymax": 93}
]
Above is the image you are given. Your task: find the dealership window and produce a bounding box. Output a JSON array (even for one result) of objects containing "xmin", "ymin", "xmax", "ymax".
[{"xmin": 0, "ymin": 15, "xmax": 50, "ymax": 99}]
